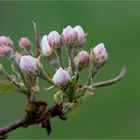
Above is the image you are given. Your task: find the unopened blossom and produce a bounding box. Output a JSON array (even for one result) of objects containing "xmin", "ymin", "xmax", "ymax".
[
  {"xmin": 74, "ymin": 50, "xmax": 89, "ymax": 70},
  {"xmin": 0, "ymin": 47, "xmax": 11, "ymax": 56},
  {"xmin": 79, "ymin": 51, "xmax": 89, "ymax": 65},
  {"xmin": 62, "ymin": 25, "xmax": 77, "ymax": 46},
  {"xmin": 92, "ymin": 43, "xmax": 108, "ymax": 64},
  {"xmin": 20, "ymin": 55, "xmax": 40, "ymax": 73},
  {"xmin": 40, "ymin": 35, "xmax": 51, "ymax": 55},
  {"xmin": 0, "ymin": 36, "xmax": 13, "ymax": 47},
  {"xmin": 74, "ymin": 25, "xmax": 86, "ymax": 45},
  {"xmin": 47, "ymin": 31, "xmax": 61, "ymax": 48},
  {"xmin": 0, "ymin": 36, "xmax": 13, "ymax": 56},
  {"xmin": 19, "ymin": 37, "xmax": 32, "ymax": 51},
  {"xmin": 53, "ymin": 67, "xmax": 70, "ymax": 86}
]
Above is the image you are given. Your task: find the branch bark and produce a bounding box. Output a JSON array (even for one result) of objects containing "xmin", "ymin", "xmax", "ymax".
[
  {"xmin": 0, "ymin": 115, "xmax": 29, "ymax": 139},
  {"xmin": 0, "ymin": 103, "xmax": 65, "ymax": 139}
]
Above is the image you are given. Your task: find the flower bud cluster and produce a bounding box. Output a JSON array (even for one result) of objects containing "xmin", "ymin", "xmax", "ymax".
[
  {"xmin": 0, "ymin": 25, "xmax": 108, "ymax": 87},
  {"xmin": 0, "ymin": 24, "xmax": 108, "ymax": 101},
  {"xmin": 62, "ymin": 25, "xmax": 86, "ymax": 47},
  {"xmin": 0, "ymin": 23, "xmax": 126, "ymax": 138}
]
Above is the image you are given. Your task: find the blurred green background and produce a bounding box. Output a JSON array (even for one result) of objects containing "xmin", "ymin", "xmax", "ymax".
[{"xmin": 0, "ymin": 1, "xmax": 140, "ymax": 139}]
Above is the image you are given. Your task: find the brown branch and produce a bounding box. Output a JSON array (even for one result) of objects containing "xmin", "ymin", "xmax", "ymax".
[
  {"xmin": 0, "ymin": 103, "xmax": 66, "ymax": 139},
  {"xmin": 0, "ymin": 115, "xmax": 29, "ymax": 139},
  {"xmin": 0, "ymin": 67, "xmax": 126, "ymax": 139}
]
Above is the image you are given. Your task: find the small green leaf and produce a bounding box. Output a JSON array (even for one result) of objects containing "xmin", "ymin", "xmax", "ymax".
[
  {"xmin": 0, "ymin": 82, "xmax": 14, "ymax": 92},
  {"xmin": 0, "ymin": 75, "xmax": 15, "ymax": 92}
]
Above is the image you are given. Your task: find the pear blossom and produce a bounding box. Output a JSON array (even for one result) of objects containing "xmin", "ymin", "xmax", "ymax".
[
  {"xmin": 0, "ymin": 36, "xmax": 13, "ymax": 56},
  {"xmin": 53, "ymin": 67, "xmax": 70, "ymax": 86},
  {"xmin": 74, "ymin": 25, "xmax": 86, "ymax": 45},
  {"xmin": 74, "ymin": 50, "xmax": 89, "ymax": 70},
  {"xmin": 0, "ymin": 47, "xmax": 11, "ymax": 56},
  {"xmin": 79, "ymin": 51, "xmax": 89, "ymax": 65},
  {"xmin": 62, "ymin": 25, "xmax": 77, "ymax": 46},
  {"xmin": 47, "ymin": 31, "xmax": 61, "ymax": 48},
  {"xmin": 40, "ymin": 35, "xmax": 51, "ymax": 55},
  {"xmin": 19, "ymin": 37, "xmax": 32, "ymax": 51},
  {"xmin": 20, "ymin": 55, "xmax": 40, "ymax": 73},
  {"xmin": 0, "ymin": 36, "xmax": 13, "ymax": 47},
  {"xmin": 92, "ymin": 43, "xmax": 108, "ymax": 64}
]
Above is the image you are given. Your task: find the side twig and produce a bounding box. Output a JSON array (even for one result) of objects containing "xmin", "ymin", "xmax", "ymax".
[
  {"xmin": 0, "ymin": 116, "xmax": 29, "ymax": 139},
  {"xmin": 91, "ymin": 67, "xmax": 126, "ymax": 88}
]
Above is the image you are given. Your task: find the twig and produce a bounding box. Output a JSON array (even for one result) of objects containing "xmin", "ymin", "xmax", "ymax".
[
  {"xmin": 0, "ymin": 66, "xmax": 27, "ymax": 94},
  {"xmin": 0, "ymin": 102, "xmax": 66, "ymax": 139},
  {"xmin": 0, "ymin": 116, "xmax": 29, "ymax": 138},
  {"xmin": 91, "ymin": 67, "xmax": 126, "ymax": 88},
  {"xmin": 86, "ymin": 64, "xmax": 98, "ymax": 85},
  {"xmin": 0, "ymin": 67, "xmax": 126, "ymax": 139}
]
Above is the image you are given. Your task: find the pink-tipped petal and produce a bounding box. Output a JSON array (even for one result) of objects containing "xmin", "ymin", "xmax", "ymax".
[
  {"xmin": 53, "ymin": 67, "xmax": 70, "ymax": 86},
  {"xmin": 20, "ymin": 55, "xmax": 39, "ymax": 73},
  {"xmin": 40, "ymin": 35, "xmax": 51, "ymax": 55}
]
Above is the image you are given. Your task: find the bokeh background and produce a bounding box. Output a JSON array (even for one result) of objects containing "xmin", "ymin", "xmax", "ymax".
[{"xmin": 0, "ymin": 1, "xmax": 140, "ymax": 139}]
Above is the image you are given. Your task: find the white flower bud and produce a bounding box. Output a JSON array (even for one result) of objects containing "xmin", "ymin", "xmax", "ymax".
[
  {"xmin": 74, "ymin": 25, "xmax": 86, "ymax": 45},
  {"xmin": 62, "ymin": 25, "xmax": 77, "ymax": 46},
  {"xmin": 53, "ymin": 67, "xmax": 70, "ymax": 86},
  {"xmin": 40, "ymin": 35, "xmax": 51, "ymax": 55},
  {"xmin": 20, "ymin": 55, "xmax": 40, "ymax": 73},
  {"xmin": 47, "ymin": 31, "xmax": 61, "ymax": 48},
  {"xmin": 92, "ymin": 43, "xmax": 108, "ymax": 64}
]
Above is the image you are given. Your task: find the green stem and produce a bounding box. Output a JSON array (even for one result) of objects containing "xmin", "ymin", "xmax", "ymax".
[
  {"xmin": 86, "ymin": 64, "xmax": 98, "ymax": 86},
  {"xmin": 67, "ymin": 47, "xmax": 75, "ymax": 75},
  {"xmin": 56, "ymin": 48, "xmax": 64, "ymax": 68},
  {"xmin": 39, "ymin": 71, "xmax": 54, "ymax": 85}
]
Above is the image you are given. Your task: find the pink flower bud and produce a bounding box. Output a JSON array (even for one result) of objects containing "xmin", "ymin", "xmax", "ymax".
[
  {"xmin": 79, "ymin": 51, "xmax": 89, "ymax": 65},
  {"xmin": 74, "ymin": 50, "xmax": 89, "ymax": 70},
  {"xmin": 0, "ymin": 36, "xmax": 13, "ymax": 47},
  {"xmin": 92, "ymin": 43, "xmax": 108, "ymax": 64},
  {"xmin": 62, "ymin": 25, "xmax": 77, "ymax": 46},
  {"xmin": 0, "ymin": 36, "xmax": 13, "ymax": 56},
  {"xmin": 47, "ymin": 31, "xmax": 61, "ymax": 48},
  {"xmin": 40, "ymin": 35, "xmax": 51, "ymax": 55},
  {"xmin": 0, "ymin": 46, "xmax": 11, "ymax": 56},
  {"xmin": 20, "ymin": 55, "xmax": 40, "ymax": 73},
  {"xmin": 53, "ymin": 67, "xmax": 70, "ymax": 86},
  {"xmin": 74, "ymin": 25, "xmax": 86, "ymax": 45},
  {"xmin": 19, "ymin": 37, "xmax": 32, "ymax": 51}
]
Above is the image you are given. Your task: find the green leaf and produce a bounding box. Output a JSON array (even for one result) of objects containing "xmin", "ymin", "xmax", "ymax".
[
  {"xmin": 0, "ymin": 82, "xmax": 14, "ymax": 92},
  {"xmin": 0, "ymin": 75, "xmax": 15, "ymax": 92}
]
